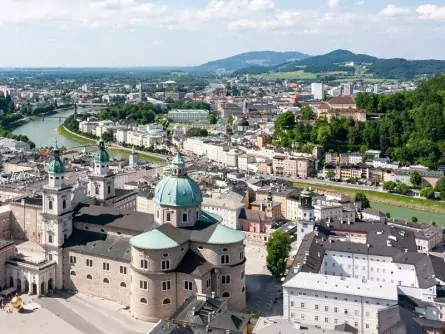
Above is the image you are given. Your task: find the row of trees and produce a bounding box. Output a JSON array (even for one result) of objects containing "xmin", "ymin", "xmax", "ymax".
[
  {"xmin": 186, "ymin": 127, "xmax": 208, "ymax": 137},
  {"xmin": 98, "ymin": 103, "xmax": 163, "ymax": 124},
  {"xmin": 275, "ymin": 75, "xmax": 445, "ymax": 168}
]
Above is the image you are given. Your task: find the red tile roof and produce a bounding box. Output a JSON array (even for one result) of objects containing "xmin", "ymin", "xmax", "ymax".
[{"xmin": 328, "ymin": 96, "xmax": 356, "ymax": 105}]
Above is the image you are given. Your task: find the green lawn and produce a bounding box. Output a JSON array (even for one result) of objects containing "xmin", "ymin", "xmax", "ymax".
[
  {"xmin": 108, "ymin": 147, "xmax": 165, "ymax": 163},
  {"xmin": 57, "ymin": 124, "xmax": 96, "ymax": 145},
  {"xmin": 293, "ymin": 181, "xmax": 445, "ymax": 215},
  {"xmin": 257, "ymin": 71, "xmax": 317, "ymax": 80},
  {"xmin": 370, "ymin": 202, "xmax": 445, "ymax": 226}
]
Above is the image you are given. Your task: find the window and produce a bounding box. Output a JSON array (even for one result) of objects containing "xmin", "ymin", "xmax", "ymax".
[
  {"xmin": 325, "ymin": 318, "xmax": 329, "ymax": 323},
  {"xmin": 140, "ymin": 280, "xmax": 148, "ymax": 290},
  {"xmin": 315, "ymin": 305, "xmax": 319, "ymax": 310},
  {"xmin": 166, "ymin": 213, "xmax": 171, "ymax": 222},
  {"xmin": 120, "ymin": 282, "xmax": 126, "ymax": 287},
  {"xmin": 198, "ymin": 245, "xmax": 204, "ymax": 250},
  {"xmin": 140, "ymin": 298, "xmax": 147, "ymax": 304},
  {"xmin": 48, "ymin": 254, "xmax": 53, "ymax": 261},
  {"xmin": 334, "ymin": 307, "xmax": 338, "ymax": 313},
  {"xmin": 334, "ymin": 319, "xmax": 338, "ymax": 324},
  {"xmin": 182, "ymin": 213, "xmax": 188, "ymax": 223},
  {"xmin": 290, "ymin": 301, "xmax": 294, "ymax": 307},
  {"xmin": 49, "ymin": 235, "xmax": 53, "ymax": 243},
  {"xmin": 103, "ymin": 262, "xmax": 110, "ymax": 271},
  {"xmin": 300, "ymin": 303, "xmax": 305, "ymax": 308},
  {"xmin": 161, "ymin": 260, "xmax": 170, "ymax": 270},
  {"xmin": 157, "ymin": 210, "xmax": 159, "ymax": 218},
  {"xmin": 184, "ymin": 280, "xmax": 193, "ymax": 291},
  {"xmin": 162, "ymin": 281, "xmax": 172, "ymax": 291},
  {"xmin": 63, "ymin": 200, "xmax": 66, "ymax": 209},
  {"xmin": 86, "ymin": 259, "xmax": 93, "ymax": 267},
  {"xmin": 241, "ymin": 271, "xmax": 245, "ymax": 280},
  {"xmin": 222, "ymin": 247, "xmax": 228, "ymax": 252},
  {"xmin": 355, "ymin": 310, "xmax": 359, "ymax": 316},
  {"xmin": 315, "ymin": 316, "xmax": 319, "ymax": 321},
  {"xmin": 120, "ymin": 266, "xmax": 127, "ymax": 274},
  {"xmin": 70, "ymin": 256, "xmax": 76, "ymax": 264},
  {"xmin": 366, "ymin": 324, "xmax": 369, "ymax": 329},
  {"xmin": 220, "ymin": 255, "xmax": 230, "ymax": 264},
  {"xmin": 344, "ymin": 309, "xmax": 348, "ymax": 315},
  {"xmin": 103, "ymin": 278, "xmax": 109, "ymax": 284},
  {"xmin": 86, "ymin": 274, "xmax": 92, "ymax": 280},
  {"xmin": 108, "ymin": 186, "xmax": 111, "ymax": 194},
  {"xmin": 222, "ymin": 292, "xmax": 230, "ymax": 298},
  {"xmin": 95, "ymin": 186, "xmax": 99, "ymax": 195},
  {"xmin": 163, "ymin": 253, "xmax": 169, "ymax": 258},
  {"xmin": 222, "ymin": 275, "xmax": 231, "ymax": 284},
  {"xmin": 140, "ymin": 260, "xmax": 148, "ymax": 269},
  {"xmin": 162, "ymin": 298, "xmax": 171, "ymax": 305},
  {"xmin": 240, "ymin": 251, "xmax": 244, "ymax": 260},
  {"xmin": 206, "ymin": 278, "xmax": 211, "ymax": 289},
  {"xmin": 365, "ymin": 312, "xmax": 369, "ymax": 317},
  {"xmin": 325, "ymin": 306, "xmax": 328, "ymax": 312},
  {"xmin": 49, "ymin": 201, "xmax": 53, "ymax": 210},
  {"xmin": 355, "ymin": 322, "xmax": 358, "ymax": 327},
  {"xmin": 70, "ymin": 271, "xmax": 76, "ymax": 276}
]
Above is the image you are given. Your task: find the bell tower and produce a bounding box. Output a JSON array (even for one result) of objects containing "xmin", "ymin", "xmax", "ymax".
[
  {"xmin": 41, "ymin": 142, "xmax": 74, "ymax": 289},
  {"xmin": 298, "ymin": 187, "xmax": 314, "ymax": 220},
  {"xmin": 88, "ymin": 138, "xmax": 115, "ymax": 202}
]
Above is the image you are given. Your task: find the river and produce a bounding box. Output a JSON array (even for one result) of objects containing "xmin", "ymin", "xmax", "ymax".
[{"xmin": 12, "ymin": 108, "xmax": 81, "ymax": 149}]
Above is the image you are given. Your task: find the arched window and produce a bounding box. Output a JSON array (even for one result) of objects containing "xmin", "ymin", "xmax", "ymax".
[
  {"xmin": 162, "ymin": 298, "xmax": 171, "ymax": 305},
  {"xmin": 140, "ymin": 298, "xmax": 147, "ymax": 304},
  {"xmin": 70, "ymin": 271, "xmax": 76, "ymax": 276},
  {"xmin": 95, "ymin": 186, "xmax": 99, "ymax": 195},
  {"xmin": 103, "ymin": 278, "xmax": 109, "ymax": 284},
  {"xmin": 120, "ymin": 282, "xmax": 126, "ymax": 288},
  {"xmin": 63, "ymin": 200, "xmax": 66, "ymax": 209},
  {"xmin": 242, "ymin": 287, "xmax": 245, "ymax": 293},
  {"xmin": 222, "ymin": 292, "xmax": 230, "ymax": 298},
  {"xmin": 48, "ymin": 201, "xmax": 53, "ymax": 210},
  {"xmin": 86, "ymin": 274, "xmax": 92, "ymax": 280},
  {"xmin": 108, "ymin": 186, "xmax": 111, "ymax": 194}
]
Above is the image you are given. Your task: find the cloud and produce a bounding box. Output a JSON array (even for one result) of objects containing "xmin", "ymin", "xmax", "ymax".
[
  {"xmin": 152, "ymin": 40, "xmax": 160, "ymax": 47},
  {"xmin": 355, "ymin": 0, "xmax": 364, "ymax": 5},
  {"xmin": 417, "ymin": 5, "xmax": 445, "ymax": 20},
  {"xmin": 327, "ymin": 0, "xmax": 340, "ymax": 9},
  {"xmin": 379, "ymin": 4, "xmax": 411, "ymax": 17}
]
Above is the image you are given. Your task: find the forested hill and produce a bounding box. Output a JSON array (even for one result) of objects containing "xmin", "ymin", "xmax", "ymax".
[
  {"xmin": 274, "ymin": 75, "xmax": 445, "ymax": 169},
  {"xmin": 194, "ymin": 51, "xmax": 310, "ymax": 71}
]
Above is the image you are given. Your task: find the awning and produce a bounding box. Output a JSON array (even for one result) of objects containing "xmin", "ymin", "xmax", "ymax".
[{"xmin": 0, "ymin": 287, "xmax": 16, "ymax": 297}]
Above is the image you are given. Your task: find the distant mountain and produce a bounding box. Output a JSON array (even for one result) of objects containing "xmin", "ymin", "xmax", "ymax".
[
  {"xmin": 194, "ymin": 51, "xmax": 310, "ymax": 72},
  {"xmin": 273, "ymin": 49, "xmax": 379, "ymax": 72}
]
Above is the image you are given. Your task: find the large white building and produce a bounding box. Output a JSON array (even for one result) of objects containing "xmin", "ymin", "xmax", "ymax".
[
  {"xmin": 284, "ymin": 214, "xmax": 445, "ymax": 334},
  {"xmin": 311, "ymin": 83, "xmax": 325, "ymax": 100},
  {"xmin": 168, "ymin": 109, "xmax": 209, "ymax": 123},
  {"xmin": 202, "ymin": 196, "xmax": 245, "ymax": 230}
]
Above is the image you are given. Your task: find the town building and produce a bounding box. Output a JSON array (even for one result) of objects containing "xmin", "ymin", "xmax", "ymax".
[
  {"xmin": 168, "ymin": 109, "xmax": 210, "ymax": 123},
  {"xmin": 273, "ymin": 155, "xmax": 314, "ymax": 178},
  {"xmin": 311, "ymin": 83, "xmax": 325, "ymax": 100},
  {"xmin": 0, "ymin": 147, "xmax": 247, "ymax": 322},
  {"xmin": 318, "ymin": 97, "xmax": 366, "ymax": 122}
]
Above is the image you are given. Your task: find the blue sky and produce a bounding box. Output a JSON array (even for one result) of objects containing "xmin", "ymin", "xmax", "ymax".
[{"xmin": 0, "ymin": 0, "xmax": 444, "ymax": 67}]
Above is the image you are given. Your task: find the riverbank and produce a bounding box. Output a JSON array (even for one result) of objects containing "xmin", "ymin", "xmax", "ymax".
[
  {"xmin": 57, "ymin": 124, "xmax": 166, "ymax": 162},
  {"xmin": 293, "ymin": 181, "xmax": 445, "ymax": 214}
]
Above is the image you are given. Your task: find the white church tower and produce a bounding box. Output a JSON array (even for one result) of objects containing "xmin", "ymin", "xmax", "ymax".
[
  {"xmin": 41, "ymin": 143, "xmax": 74, "ymax": 289},
  {"xmin": 88, "ymin": 138, "xmax": 115, "ymax": 203},
  {"xmin": 129, "ymin": 146, "xmax": 138, "ymax": 168}
]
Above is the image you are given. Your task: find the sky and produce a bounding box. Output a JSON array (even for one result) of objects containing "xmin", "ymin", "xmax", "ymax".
[{"xmin": 0, "ymin": 0, "xmax": 444, "ymax": 67}]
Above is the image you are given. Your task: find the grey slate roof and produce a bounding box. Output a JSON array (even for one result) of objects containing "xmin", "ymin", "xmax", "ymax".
[
  {"xmin": 378, "ymin": 305, "xmax": 423, "ymax": 334},
  {"xmin": 73, "ymin": 204, "xmax": 156, "ymax": 234},
  {"xmin": 175, "ymin": 250, "xmax": 214, "ymax": 277},
  {"xmin": 63, "ymin": 229, "xmax": 131, "ymax": 261}
]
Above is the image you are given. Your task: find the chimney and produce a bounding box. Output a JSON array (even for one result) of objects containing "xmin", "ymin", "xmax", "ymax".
[
  {"xmin": 211, "ymin": 291, "xmax": 215, "ymax": 298},
  {"xmin": 305, "ymin": 251, "xmax": 309, "ymax": 256},
  {"xmin": 21, "ymin": 199, "xmax": 25, "ymax": 206},
  {"xmin": 387, "ymin": 240, "xmax": 392, "ymax": 247},
  {"xmin": 404, "ymin": 248, "xmax": 408, "ymax": 252},
  {"xmin": 329, "ymin": 238, "xmax": 333, "ymax": 243},
  {"xmin": 318, "ymin": 252, "xmax": 321, "ymax": 257},
  {"xmin": 341, "ymin": 219, "xmax": 344, "ymax": 224}
]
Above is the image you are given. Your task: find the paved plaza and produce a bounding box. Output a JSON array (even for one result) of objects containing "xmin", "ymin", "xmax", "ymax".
[
  {"xmin": 244, "ymin": 242, "xmax": 283, "ymax": 317},
  {"xmin": 0, "ymin": 292, "xmax": 154, "ymax": 334}
]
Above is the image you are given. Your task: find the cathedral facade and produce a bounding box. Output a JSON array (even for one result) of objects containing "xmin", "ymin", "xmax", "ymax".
[{"xmin": 0, "ymin": 140, "xmax": 247, "ymax": 321}]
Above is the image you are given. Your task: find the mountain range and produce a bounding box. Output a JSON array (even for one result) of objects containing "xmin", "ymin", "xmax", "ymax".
[
  {"xmin": 194, "ymin": 51, "xmax": 310, "ymax": 72},
  {"xmin": 195, "ymin": 49, "xmax": 445, "ymax": 79}
]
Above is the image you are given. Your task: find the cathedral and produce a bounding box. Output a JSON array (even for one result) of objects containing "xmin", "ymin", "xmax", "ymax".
[{"xmin": 0, "ymin": 140, "xmax": 246, "ymax": 321}]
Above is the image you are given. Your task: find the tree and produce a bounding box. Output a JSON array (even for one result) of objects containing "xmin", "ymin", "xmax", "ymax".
[
  {"xmin": 383, "ymin": 181, "xmax": 397, "ymax": 191},
  {"xmin": 266, "ymin": 230, "xmax": 292, "ymax": 279},
  {"xmin": 386, "ymin": 212, "xmax": 391, "ymax": 218},
  {"xmin": 410, "ymin": 171, "xmax": 422, "ymax": 186},
  {"xmin": 326, "ymin": 170, "xmax": 336, "ymax": 180},
  {"xmin": 396, "ymin": 182, "xmax": 409, "ymax": 195},
  {"xmin": 186, "ymin": 127, "xmax": 208, "ymax": 137},
  {"xmin": 102, "ymin": 131, "xmax": 114, "ymax": 142},
  {"xmin": 275, "ymin": 111, "xmax": 296, "ymax": 131},
  {"xmin": 420, "ymin": 186, "xmax": 435, "ymax": 199},
  {"xmin": 300, "ymin": 106, "xmax": 314, "ymax": 120},
  {"xmin": 317, "ymin": 126, "xmax": 333, "ymax": 146},
  {"xmin": 208, "ymin": 113, "xmax": 217, "ymax": 124},
  {"xmin": 293, "ymin": 101, "xmax": 302, "ymax": 107},
  {"xmin": 355, "ymin": 192, "xmax": 370, "ymax": 209},
  {"xmin": 435, "ymin": 176, "xmax": 445, "ymax": 195},
  {"xmin": 227, "ymin": 115, "xmax": 234, "ymax": 125},
  {"xmin": 411, "ymin": 216, "xmax": 418, "ymax": 223}
]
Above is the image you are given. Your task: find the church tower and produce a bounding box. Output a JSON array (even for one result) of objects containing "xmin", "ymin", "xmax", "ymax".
[
  {"xmin": 88, "ymin": 138, "xmax": 115, "ymax": 203},
  {"xmin": 298, "ymin": 187, "xmax": 314, "ymax": 220},
  {"xmin": 129, "ymin": 146, "xmax": 138, "ymax": 168},
  {"xmin": 41, "ymin": 143, "xmax": 74, "ymax": 289}
]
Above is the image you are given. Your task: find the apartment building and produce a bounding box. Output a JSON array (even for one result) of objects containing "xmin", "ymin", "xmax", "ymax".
[
  {"xmin": 256, "ymin": 185, "xmax": 299, "ymax": 217},
  {"xmin": 167, "ymin": 109, "xmax": 209, "ymax": 123},
  {"xmin": 202, "ymin": 196, "xmax": 245, "ymax": 230},
  {"xmin": 272, "ymin": 155, "xmax": 314, "ymax": 178},
  {"xmin": 318, "ymin": 97, "xmax": 366, "ymax": 122}
]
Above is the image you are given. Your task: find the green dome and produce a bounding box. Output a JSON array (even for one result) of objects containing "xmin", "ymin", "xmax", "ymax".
[
  {"xmin": 154, "ymin": 176, "xmax": 202, "ymax": 207},
  {"xmin": 48, "ymin": 147, "xmax": 65, "ymax": 174},
  {"xmin": 94, "ymin": 138, "xmax": 109, "ymax": 163},
  {"xmin": 130, "ymin": 229, "xmax": 179, "ymax": 250},
  {"xmin": 154, "ymin": 153, "xmax": 202, "ymax": 207},
  {"xmin": 206, "ymin": 224, "xmax": 245, "ymax": 245}
]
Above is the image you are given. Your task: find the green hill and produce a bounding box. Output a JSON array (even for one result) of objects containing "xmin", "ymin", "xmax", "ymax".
[{"xmin": 194, "ymin": 51, "xmax": 310, "ymax": 72}]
